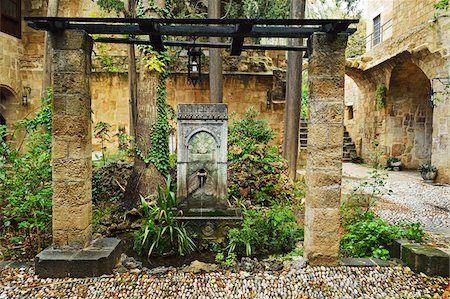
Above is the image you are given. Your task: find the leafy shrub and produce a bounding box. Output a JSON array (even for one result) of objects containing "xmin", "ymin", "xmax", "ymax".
[
  {"xmin": 341, "ymin": 212, "xmax": 424, "ymax": 260},
  {"xmin": 92, "ymin": 161, "xmax": 132, "ymax": 204},
  {"xmin": 228, "ymin": 108, "xmax": 304, "ymax": 206},
  {"xmin": 225, "ymin": 206, "xmax": 303, "ymax": 258},
  {"xmin": 0, "ymin": 91, "xmax": 53, "ymax": 257},
  {"xmin": 134, "ymin": 176, "xmax": 196, "ymax": 257}
]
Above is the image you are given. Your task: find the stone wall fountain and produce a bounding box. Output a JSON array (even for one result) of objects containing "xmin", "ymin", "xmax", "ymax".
[{"xmin": 176, "ymin": 104, "xmax": 241, "ymax": 239}]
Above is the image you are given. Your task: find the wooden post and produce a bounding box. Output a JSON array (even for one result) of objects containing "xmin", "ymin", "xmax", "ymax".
[
  {"xmin": 282, "ymin": 0, "xmax": 306, "ymax": 180},
  {"xmin": 208, "ymin": 0, "xmax": 223, "ymax": 103}
]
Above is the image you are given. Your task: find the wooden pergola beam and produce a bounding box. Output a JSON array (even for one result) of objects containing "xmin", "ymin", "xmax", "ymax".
[{"xmin": 94, "ymin": 38, "xmax": 308, "ymax": 51}]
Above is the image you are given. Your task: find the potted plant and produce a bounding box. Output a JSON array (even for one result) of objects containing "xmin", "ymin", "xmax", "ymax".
[
  {"xmin": 418, "ymin": 164, "xmax": 438, "ymax": 183},
  {"xmin": 387, "ymin": 157, "xmax": 402, "ymax": 171},
  {"xmin": 351, "ymin": 155, "xmax": 364, "ymax": 164}
]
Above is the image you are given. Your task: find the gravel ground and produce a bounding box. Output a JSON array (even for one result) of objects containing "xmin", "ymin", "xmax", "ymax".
[
  {"xmin": 342, "ymin": 163, "xmax": 450, "ymax": 246},
  {"xmin": 0, "ymin": 266, "xmax": 449, "ymax": 299}
]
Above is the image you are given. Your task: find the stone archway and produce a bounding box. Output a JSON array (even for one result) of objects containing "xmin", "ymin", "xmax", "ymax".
[
  {"xmin": 0, "ymin": 85, "xmax": 19, "ymax": 135},
  {"xmin": 386, "ymin": 61, "xmax": 433, "ymax": 168}
]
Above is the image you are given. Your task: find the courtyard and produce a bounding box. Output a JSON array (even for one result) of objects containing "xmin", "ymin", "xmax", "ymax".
[{"xmin": 1, "ymin": 0, "xmax": 450, "ymax": 298}]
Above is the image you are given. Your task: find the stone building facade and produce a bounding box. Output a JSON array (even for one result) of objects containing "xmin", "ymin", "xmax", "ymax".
[{"xmin": 344, "ymin": 0, "xmax": 450, "ymax": 183}]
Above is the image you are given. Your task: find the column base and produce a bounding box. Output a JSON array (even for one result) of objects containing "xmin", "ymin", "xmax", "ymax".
[{"xmin": 35, "ymin": 238, "xmax": 122, "ymax": 278}]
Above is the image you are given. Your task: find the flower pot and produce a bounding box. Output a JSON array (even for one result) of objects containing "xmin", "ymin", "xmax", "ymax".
[
  {"xmin": 390, "ymin": 161, "xmax": 402, "ymax": 171},
  {"xmin": 421, "ymin": 171, "xmax": 436, "ymax": 183}
]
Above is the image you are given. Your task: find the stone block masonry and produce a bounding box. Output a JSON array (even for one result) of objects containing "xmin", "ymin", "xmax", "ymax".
[
  {"xmin": 304, "ymin": 32, "xmax": 348, "ymax": 266},
  {"xmin": 50, "ymin": 30, "xmax": 93, "ymax": 248},
  {"xmin": 36, "ymin": 30, "xmax": 121, "ymax": 278}
]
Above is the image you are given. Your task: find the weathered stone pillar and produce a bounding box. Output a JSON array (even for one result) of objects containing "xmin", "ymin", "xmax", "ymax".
[
  {"xmin": 36, "ymin": 30, "xmax": 121, "ymax": 278},
  {"xmin": 51, "ymin": 30, "xmax": 93, "ymax": 248},
  {"xmin": 304, "ymin": 32, "xmax": 348, "ymax": 266}
]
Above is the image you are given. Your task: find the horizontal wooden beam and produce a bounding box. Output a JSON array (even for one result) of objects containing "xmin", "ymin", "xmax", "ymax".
[
  {"xmin": 25, "ymin": 16, "xmax": 359, "ymax": 27},
  {"xmin": 25, "ymin": 17, "xmax": 357, "ymax": 39},
  {"xmin": 94, "ymin": 38, "xmax": 308, "ymax": 51}
]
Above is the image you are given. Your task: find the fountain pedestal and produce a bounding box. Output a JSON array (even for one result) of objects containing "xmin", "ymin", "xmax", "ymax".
[{"xmin": 176, "ymin": 104, "xmax": 241, "ymax": 240}]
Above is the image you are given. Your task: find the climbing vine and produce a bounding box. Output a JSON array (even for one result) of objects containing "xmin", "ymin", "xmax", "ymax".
[
  {"xmin": 375, "ymin": 83, "xmax": 387, "ymax": 109},
  {"xmin": 135, "ymin": 50, "xmax": 171, "ymax": 176}
]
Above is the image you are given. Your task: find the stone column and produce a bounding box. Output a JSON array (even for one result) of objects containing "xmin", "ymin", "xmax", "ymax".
[
  {"xmin": 51, "ymin": 30, "xmax": 93, "ymax": 248},
  {"xmin": 304, "ymin": 32, "xmax": 348, "ymax": 266}
]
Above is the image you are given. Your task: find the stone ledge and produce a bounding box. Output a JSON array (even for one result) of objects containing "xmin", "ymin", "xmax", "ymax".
[
  {"xmin": 35, "ymin": 238, "xmax": 122, "ymax": 278},
  {"xmin": 388, "ymin": 239, "xmax": 450, "ymax": 277},
  {"xmin": 339, "ymin": 257, "xmax": 395, "ymax": 267}
]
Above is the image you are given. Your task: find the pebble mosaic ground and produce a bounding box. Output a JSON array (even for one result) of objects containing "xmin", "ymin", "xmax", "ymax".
[{"xmin": 0, "ymin": 265, "xmax": 449, "ymax": 299}]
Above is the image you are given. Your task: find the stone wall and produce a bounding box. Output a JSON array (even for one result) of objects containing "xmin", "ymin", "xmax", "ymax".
[
  {"xmin": 89, "ymin": 72, "xmax": 284, "ymax": 152},
  {"xmin": 167, "ymin": 73, "xmax": 284, "ymax": 140}
]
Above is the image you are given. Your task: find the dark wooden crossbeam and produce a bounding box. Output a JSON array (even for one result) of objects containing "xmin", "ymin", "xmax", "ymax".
[
  {"xmin": 25, "ymin": 16, "xmax": 359, "ymax": 26},
  {"xmin": 25, "ymin": 17, "xmax": 358, "ymax": 39},
  {"xmin": 230, "ymin": 22, "xmax": 253, "ymax": 56},
  {"xmin": 95, "ymin": 37, "xmax": 308, "ymax": 51},
  {"xmin": 138, "ymin": 21, "xmax": 164, "ymax": 51}
]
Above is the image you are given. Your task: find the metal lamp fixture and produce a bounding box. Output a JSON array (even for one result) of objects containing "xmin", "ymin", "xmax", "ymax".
[
  {"xmin": 22, "ymin": 86, "xmax": 31, "ymax": 106},
  {"xmin": 187, "ymin": 47, "xmax": 201, "ymax": 87}
]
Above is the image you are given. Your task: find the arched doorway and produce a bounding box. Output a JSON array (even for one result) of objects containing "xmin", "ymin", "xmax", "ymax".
[
  {"xmin": 0, "ymin": 85, "xmax": 19, "ymax": 142},
  {"xmin": 386, "ymin": 62, "xmax": 433, "ymax": 168}
]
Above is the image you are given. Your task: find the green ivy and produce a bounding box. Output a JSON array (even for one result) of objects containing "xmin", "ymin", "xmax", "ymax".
[
  {"xmin": 375, "ymin": 83, "xmax": 387, "ymax": 109},
  {"xmin": 135, "ymin": 51, "xmax": 171, "ymax": 176}
]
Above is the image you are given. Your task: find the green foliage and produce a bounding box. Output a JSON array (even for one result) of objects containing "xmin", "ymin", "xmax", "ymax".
[
  {"xmin": 228, "ymin": 108, "xmax": 304, "ymax": 206},
  {"xmin": 134, "ymin": 176, "xmax": 196, "ymax": 257},
  {"xmin": 341, "ymin": 212, "xmax": 425, "ymax": 260},
  {"xmin": 0, "ymin": 91, "xmax": 53, "ymax": 257},
  {"xmin": 301, "ymin": 71, "xmax": 309, "ymax": 118},
  {"xmin": 375, "ymin": 83, "xmax": 387, "ymax": 109},
  {"xmin": 418, "ymin": 164, "xmax": 438, "ymax": 173},
  {"xmin": 225, "ymin": 0, "xmax": 289, "ymax": 19},
  {"xmin": 94, "ymin": 121, "xmax": 112, "ymax": 165},
  {"xmin": 346, "ymin": 20, "xmax": 366, "ymax": 58},
  {"xmin": 92, "ymin": 161, "xmax": 132, "ymax": 204},
  {"xmin": 351, "ymin": 155, "xmax": 364, "ymax": 164},
  {"xmin": 96, "ymin": 0, "xmax": 125, "ymax": 15},
  {"xmin": 135, "ymin": 51, "xmax": 171, "ymax": 176},
  {"xmin": 386, "ymin": 156, "xmax": 400, "ymax": 164},
  {"xmin": 224, "ymin": 207, "xmax": 303, "ymax": 258},
  {"xmin": 434, "ymin": 0, "xmax": 449, "ymax": 10},
  {"xmin": 340, "ymin": 212, "xmax": 398, "ymax": 260}
]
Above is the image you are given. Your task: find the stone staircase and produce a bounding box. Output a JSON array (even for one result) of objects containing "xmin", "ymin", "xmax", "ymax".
[
  {"xmin": 343, "ymin": 129, "xmax": 357, "ymax": 162},
  {"xmin": 298, "ymin": 120, "xmax": 357, "ymax": 161}
]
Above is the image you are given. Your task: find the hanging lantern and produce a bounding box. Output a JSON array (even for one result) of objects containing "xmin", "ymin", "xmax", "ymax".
[{"xmin": 187, "ymin": 48, "xmax": 201, "ymax": 87}]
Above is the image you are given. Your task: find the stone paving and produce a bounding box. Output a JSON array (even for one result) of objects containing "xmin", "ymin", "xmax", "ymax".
[
  {"xmin": 0, "ymin": 265, "xmax": 449, "ymax": 299},
  {"xmin": 342, "ymin": 163, "xmax": 450, "ymax": 247}
]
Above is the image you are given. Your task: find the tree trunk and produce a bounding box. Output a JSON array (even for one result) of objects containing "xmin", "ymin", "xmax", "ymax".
[
  {"xmin": 42, "ymin": 0, "xmax": 59, "ymax": 93},
  {"xmin": 119, "ymin": 0, "xmax": 167, "ymax": 210},
  {"xmin": 121, "ymin": 61, "xmax": 165, "ymax": 209},
  {"xmin": 282, "ymin": 0, "xmax": 306, "ymax": 180},
  {"xmin": 125, "ymin": 0, "xmax": 138, "ymax": 138},
  {"xmin": 208, "ymin": 0, "xmax": 223, "ymax": 103}
]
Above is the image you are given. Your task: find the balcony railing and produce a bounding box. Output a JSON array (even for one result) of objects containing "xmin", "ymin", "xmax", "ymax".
[{"xmin": 366, "ymin": 19, "xmax": 392, "ymax": 51}]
